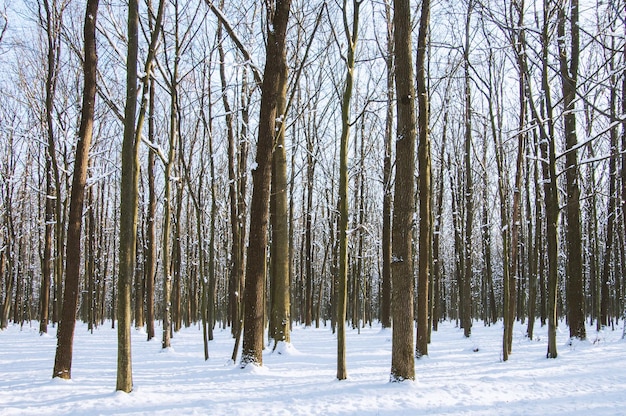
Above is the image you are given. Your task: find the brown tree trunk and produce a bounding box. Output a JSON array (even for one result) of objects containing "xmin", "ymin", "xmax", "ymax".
[
  {"xmin": 137, "ymin": 0, "xmax": 165, "ymax": 342},
  {"xmin": 52, "ymin": 0, "xmax": 99, "ymax": 380},
  {"xmin": 600, "ymin": 37, "xmax": 619, "ymax": 329},
  {"xmin": 621, "ymin": 8, "xmax": 626, "ymax": 339},
  {"xmin": 145, "ymin": 83, "xmax": 157, "ymax": 341},
  {"xmin": 390, "ymin": 0, "xmax": 416, "ymax": 382},
  {"xmin": 415, "ymin": 0, "xmax": 431, "ymax": 358},
  {"xmin": 380, "ymin": 0, "xmax": 393, "ymax": 330},
  {"xmin": 336, "ymin": 0, "xmax": 361, "ymax": 380},
  {"xmin": 241, "ymin": 0, "xmax": 292, "ymax": 368},
  {"xmin": 558, "ymin": 0, "xmax": 586, "ymax": 341},
  {"xmin": 40, "ymin": 158, "xmax": 53, "ymax": 335},
  {"xmin": 116, "ymin": 0, "xmax": 138, "ymax": 391},
  {"xmin": 217, "ymin": 10, "xmax": 242, "ymax": 337},
  {"xmin": 432, "ymin": 88, "xmax": 449, "ymax": 331},
  {"xmin": 269, "ymin": 57, "xmax": 290, "ymax": 347},
  {"xmin": 461, "ymin": 0, "xmax": 474, "ymax": 338},
  {"xmin": 39, "ymin": 0, "xmax": 65, "ymax": 327}
]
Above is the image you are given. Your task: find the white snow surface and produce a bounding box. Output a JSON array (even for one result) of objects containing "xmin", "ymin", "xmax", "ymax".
[{"xmin": 1, "ymin": 320, "xmax": 625, "ymax": 415}]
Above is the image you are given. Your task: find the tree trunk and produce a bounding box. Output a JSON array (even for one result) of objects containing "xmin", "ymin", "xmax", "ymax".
[
  {"xmin": 336, "ymin": 0, "xmax": 360, "ymax": 380},
  {"xmin": 540, "ymin": 0, "xmax": 559, "ymax": 358},
  {"xmin": 52, "ymin": 0, "xmax": 99, "ymax": 380},
  {"xmin": 217, "ymin": 11, "xmax": 242, "ymax": 337},
  {"xmin": 390, "ymin": 0, "xmax": 416, "ymax": 382},
  {"xmin": 138, "ymin": 0, "xmax": 165, "ymax": 342},
  {"xmin": 432, "ymin": 87, "xmax": 449, "ymax": 331},
  {"xmin": 116, "ymin": 0, "xmax": 138, "ymax": 391},
  {"xmin": 461, "ymin": 0, "xmax": 474, "ymax": 338},
  {"xmin": 241, "ymin": 0, "xmax": 292, "ymax": 368},
  {"xmin": 558, "ymin": 0, "xmax": 586, "ymax": 341},
  {"xmin": 145, "ymin": 90, "xmax": 157, "ymax": 341},
  {"xmin": 525, "ymin": 138, "xmax": 537, "ymax": 340},
  {"xmin": 40, "ymin": 157, "xmax": 53, "ymax": 335},
  {"xmin": 39, "ymin": 0, "xmax": 65, "ymax": 328},
  {"xmin": 415, "ymin": 0, "xmax": 431, "ymax": 358},
  {"xmin": 380, "ymin": 0, "xmax": 393, "ymax": 330},
  {"xmin": 480, "ymin": 130, "xmax": 496, "ymax": 326},
  {"xmin": 621, "ymin": 7, "xmax": 626, "ymax": 340},
  {"xmin": 269, "ymin": 55, "xmax": 290, "ymax": 348}
]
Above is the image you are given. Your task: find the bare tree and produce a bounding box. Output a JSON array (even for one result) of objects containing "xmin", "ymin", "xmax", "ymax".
[
  {"xmin": 390, "ymin": 0, "xmax": 416, "ymax": 382},
  {"xmin": 380, "ymin": 0, "xmax": 393, "ymax": 330},
  {"xmin": 415, "ymin": 0, "xmax": 431, "ymax": 358},
  {"xmin": 240, "ymin": 0, "xmax": 292, "ymax": 368},
  {"xmin": 557, "ymin": 0, "xmax": 586, "ymax": 341},
  {"xmin": 52, "ymin": 0, "xmax": 99, "ymax": 380}
]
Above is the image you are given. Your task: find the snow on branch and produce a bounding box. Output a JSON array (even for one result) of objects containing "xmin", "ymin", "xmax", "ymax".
[{"xmin": 202, "ymin": 0, "xmax": 263, "ymax": 86}]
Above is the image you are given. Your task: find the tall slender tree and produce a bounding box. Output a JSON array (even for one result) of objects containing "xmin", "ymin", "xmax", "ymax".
[
  {"xmin": 415, "ymin": 0, "xmax": 431, "ymax": 358},
  {"xmin": 390, "ymin": 0, "xmax": 416, "ymax": 382},
  {"xmin": 621, "ymin": 1, "xmax": 626, "ymax": 340},
  {"xmin": 116, "ymin": 0, "xmax": 139, "ymax": 392},
  {"xmin": 138, "ymin": 0, "xmax": 166, "ymax": 341},
  {"xmin": 240, "ymin": 0, "xmax": 292, "ymax": 368},
  {"xmin": 557, "ymin": 0, "xmax": 586, "ymax": 341},
  {"xmin": 39, "ymin": 0, "xmax": 66, "ymax": 331},
  {"xmin": 461, "ymin": 0, "xmax": 474, "ymax": 338},
  {"xmin": 269, "ymin": 36, "xmax": 290, "ymax": 348},
  {"xmin": 336, "ymin": 0, "xmax": 361, "ymax": 380},
  {"xmin": 380, "ymin": 0, "xmax": 393, "ymax": 330},
  {"xmin": 52, "ymin": 0, "xmax": 99, "ymax": 380}
]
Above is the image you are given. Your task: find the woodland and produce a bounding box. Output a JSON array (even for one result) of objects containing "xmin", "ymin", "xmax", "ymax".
[{"xmin": 0, "ymin": 0, "xmax": 625, "ymax": 392}]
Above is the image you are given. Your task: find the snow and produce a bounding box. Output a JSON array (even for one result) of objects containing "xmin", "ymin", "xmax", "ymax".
[{"xmin": 1, "ymin": 320, "xmax": 625, "ymax": 415}]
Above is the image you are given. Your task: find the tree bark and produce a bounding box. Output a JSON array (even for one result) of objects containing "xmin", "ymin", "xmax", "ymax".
[
  {"xmin": 558, "ymin": 0, "xmax": 586, "ymax": 341},
  {"xmin": 433, "ymin": 86, "xmax": 449, "ymax": 331},
  {"xmin": 52, "ymin": 0, "xmax": 99, "ymax": 380},
  {"xmin": 241, "ymin": 0, "xmax": 292, "ymax": 368},
  {"xmin": 39, "ymin": 0, "xmax": 65, "ymax": 327},
  {"xmin": 116, "ymin": 0, "xmax": 138, "ymax": 391},
  {"xmin": 217, "ymin": 9, "xmax": 242, "ymax": 337},
  {"xmin": 336, "ymin": 0, "xmax": 361, "ymax": 380},
  {"xmin": 380, "ymin": 0, "xmax": 393, "ymax": 330},
  {"xmin": 415, "ymin": 0, "xmax": 431, "ymax": 358},
  {"xmin": 40, "ymin": 157, "xmax": 53, "ymax": 335},
  {"xmin": 461, "ymin": 0, "xmax": 474, "ymax": 338},
  {"xmin": 269, "ymin": 55, "xmax": 291, "ymax": 347},
  {"xmin": 390, "ymin": 0, "xmax": 416, "ymax": 382},
  {"xmin": 145, "ymin": 79, "xmax": 157, "ymax": 341},
  {"xmin": 621, "ymin": 4, "xmax": 626, "ymax": 339}
]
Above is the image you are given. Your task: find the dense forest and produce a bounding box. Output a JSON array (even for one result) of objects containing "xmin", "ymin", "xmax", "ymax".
[{"xmin": 0, "ymin": 0, "xmax": 624, "ymax": 390}]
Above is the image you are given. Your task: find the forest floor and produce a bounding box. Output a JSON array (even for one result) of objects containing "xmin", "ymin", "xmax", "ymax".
[{"xmin": 1, "ymin": 317, "xmax": 625, "ymax": 415}]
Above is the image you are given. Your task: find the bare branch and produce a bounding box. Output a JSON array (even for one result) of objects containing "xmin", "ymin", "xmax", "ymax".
[{"xmin": 202, "ymin": 0, "xmax": 263, "ymax": 85}]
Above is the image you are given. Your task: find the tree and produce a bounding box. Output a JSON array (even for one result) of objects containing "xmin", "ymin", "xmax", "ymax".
[
  {"xmin": 335, "ymin": 0, "xmax": 362, "ymax": 380},
  {"xmin": 214, "ymin": 0, "xmax": 248, "ymax": 340},
  {"xmin": 557, "ymin": 0, "xmax": 586, "ymax": 341},
  {"xmin": 390, "ymin": 0, "xmax": 416, "ymax": 382},
  {"xmin": 240, "ymin": 0, "xmax": 292, "ymax": 368},
  {"xmin": 52, "ymin": 0, "xmax": 99, "ymax": 380},
  {"xmin": 461, "ymin": 0, "xmax": 474, "ymax": 339},
  {"xmin": 415, "ymin": 0, "xmax": 431, "ymax": 358},
  {"xmin": 269, "ymin": 34, "xmax": 290, "ymax": 347},
  {"xmin": 116, "ymin": 0, "xmax": 139, "ymax": 392},
  {"xmin": 505, "ymin": 0, "xmax": 527, "ymax": 359},
  {"xmin": 38, "ymin": 0, "xmax": 66, "ymax": 333},
  {"xmin": 621, "ymin": 1, "xmax": 626, "ymax": 340},
  {"xmin": 141, "ymin": 0, "xmax": 166, "ymax": 342},
  {"xmin": 145, "ymin": 78, "xmax": 157, "ymax": 342},
  {"xmin": 534, "ymin": 0, "xmax": 560, "ymax": 358},
  {"xmin": 380, "ymin": 0, "xmax": 393, "ymax": 330}
]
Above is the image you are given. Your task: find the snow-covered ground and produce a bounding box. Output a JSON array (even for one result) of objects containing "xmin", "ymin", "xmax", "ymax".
[{"xmin": 1, "ymin": 318, "xmax": 624, "ymax": 415}]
